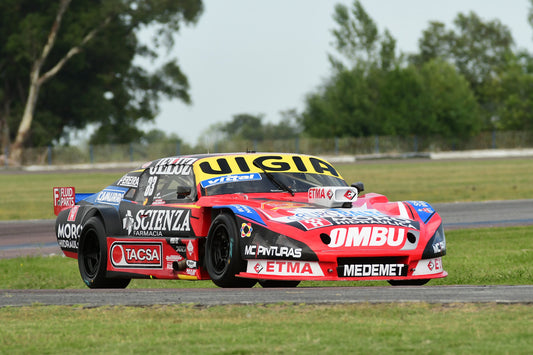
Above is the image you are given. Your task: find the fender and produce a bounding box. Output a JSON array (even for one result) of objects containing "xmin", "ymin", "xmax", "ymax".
[{"xmin": 80, "ymin": 205, "xmax": 122, "ymax": 236}]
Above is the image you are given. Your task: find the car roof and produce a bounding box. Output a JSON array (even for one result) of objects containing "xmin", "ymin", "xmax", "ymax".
[{"xmin": 137, "ymin": 152, "xmax": 344, "ymax": 180}]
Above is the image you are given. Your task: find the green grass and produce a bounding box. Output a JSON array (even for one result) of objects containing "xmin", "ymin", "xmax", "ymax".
[
  {"xmin": 1, "ymin": 303, "xmax": 531, "ymax": 354},
  {"xmin": 1, "ymin": 158, "xmax": 532, "ymax": 220},
  {"xmin": 1, "ymin": 159, "xmax": 531, "ymax": 354},
  {"xmin": 337, "ymin": 157, "xmax": 533, "ymax": 203},
  {"xmin": 2, "ymin": 226, "xmax": 531, "ymax": 289},
  {"xmin": 0, "ymin": 171, "xmax": 123, "ymax": 220}
]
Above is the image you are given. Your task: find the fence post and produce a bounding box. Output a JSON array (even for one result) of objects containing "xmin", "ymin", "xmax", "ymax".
[
  {"xmin": 295, "ymin": 137, "xmax": 299, "ymax": 153},
  {"xmin": 89, "ymin": 145, "xmax": 94, "ymax": 164},
  {"xmin": 4, "ymin": 146, "xmax": 8, "ymax": 168},
  {"xmin": 176, "ymin": 142, "xmax": 181, "ymax": 156},
  {"xmin": 374, "ymin": 135, "xmax": 379, "ymax": 154},
  {"xmin": 253, "ymin": 140, "xmax": 258, "ymax": 152},
  {"xmin": 47, "ymin": 146, "xmax": 52, "ymax": 165}
]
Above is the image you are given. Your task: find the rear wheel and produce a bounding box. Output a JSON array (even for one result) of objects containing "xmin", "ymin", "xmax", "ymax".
[
  {"xmin": 78, "ymin": 217, "xmax": 130, "ymax": 289},
  {"xmin": 259, "ymin": 280, "xmax": 300, "ymax": 288},
  {"xmin": 205, "ymin": 214, "xmax": 256, "ymax": 288},
  {"xmin": 388, "ymin": 279, "xmax": 429, "ymax": 286}
]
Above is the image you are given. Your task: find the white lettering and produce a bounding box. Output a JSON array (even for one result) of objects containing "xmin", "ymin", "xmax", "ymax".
[
  {"xmin": 130, "ymin": 209, "xmax": 191, "ymax": 235},
  {"xmin": 342, "ymin": 263, "xmax": 406, "ymax": 277},
  {"xmin": 329, "ymin": 227, "xmax": 407, "ymax": 248}
]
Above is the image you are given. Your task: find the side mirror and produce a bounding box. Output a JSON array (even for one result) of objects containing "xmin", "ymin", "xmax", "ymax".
[
  {"xmin": 351, "ymin": 182, "xmax": 365, "ymax": 194},
  {"xmin": 176, "ymin": 186, "xmax": 192, "ymax": 199}
]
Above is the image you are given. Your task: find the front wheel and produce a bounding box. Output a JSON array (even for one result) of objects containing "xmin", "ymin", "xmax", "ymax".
[
  {"xmin": 205, "ymin": 214, "xmax": 256, "ymax": 288},
  {"xmin": 78, "ymin": 217, "xmax": 130, "ymax": 289},
  {"xmin": 388, "ymin": 279, "xmax": 429, "ymax": 286}
]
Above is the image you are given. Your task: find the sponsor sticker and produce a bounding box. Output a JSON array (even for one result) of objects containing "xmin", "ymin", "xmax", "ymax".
[
  {"xmin": 407, "ymin": 201, "xmax": 435, "ymax": 223},
  {"xmin": 56, "ymin": 223, "xmax": 82, "ymax": 249},
  {"xmin": 308, "ymin": 186, "xmax": 358, "ymax": 207},
  {"xmin": 244, "ymin": 245, "xmax": 302, "ymax": 259},
  {"xmin": 94, "ymin": 187, "xmax": 128, "ymax": 206},
  {"xmin": 148, "ymin": 157, "xmax": 197, "ymax": 175},
  {"xmin": 122, "ymin": 209, "xmax": 191, "ymax": 237},
  {"xmin": 412, "ymin": 257, "xmax": 443, "ymax": 276},
  {"xmin": 67, "ymin": 205, "xmax": 80, "ymax": 222},
  {"xmin": 270, "ymin": 208, "xmax": 418, "ymax": 229},
  {"xmin": 246, "ymin": 260, "xmax": 324, "ymax": 277},
  {"xmin": 200, "ymin": 173, "xmax": 262, "ymax": 188},
  {"xmin": 53, "ymin": 187, "xmax": 75, "ymax": 215},
  {"xmin": 110, "ymin": 242, "xmax": 163, "ymax": 269},
  {"xmin": 116, "ymin": 175, "xmax": 140, "ymax": 188},
  {"xmin": 196, "ymin": 155, "xmax": 342, "ymax": 183},
  {"xmin": 240, "ymin": 223, "xmax": 253, "ymax": 238},
  {"xmin": 328, "ymin": 226, "xmax": 409, "ymax": 248},
  {"xmin": 338, "ymin": 263, "xmax": 408, "ymax": 277},
  {"xmin": 220, "ymin": 205, "xmax": 266, "ymax": 226},
  {"xmin": 298, "ymin": 218, "xmax": 333, "ymax": 230}
]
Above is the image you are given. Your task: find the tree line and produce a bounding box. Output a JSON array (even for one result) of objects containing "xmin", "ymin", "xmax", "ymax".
[
  {"xmin": 1, "ymin": 0, "xmax": 533, "ymax": 164},
  {"xmin": 215, "ymin": 1, "xmax": 533, "ymax": 144},
  {"xmin": 298, "ymin": 0, "xmax": 533, "ymax": 142}
]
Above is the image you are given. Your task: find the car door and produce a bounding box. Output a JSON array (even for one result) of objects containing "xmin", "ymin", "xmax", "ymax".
[{"xmin": 118, "ymin": 166, "xmax": 195, "ymax": 238}]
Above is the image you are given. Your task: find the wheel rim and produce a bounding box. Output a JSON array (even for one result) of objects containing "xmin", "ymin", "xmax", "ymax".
[
  {"xmin": 210, "ymin": 224, "xmax": 231, "ymax": 276},
  {"xmin": 82, "ymin": 232, "xmax": 101, "ymax": 278}
]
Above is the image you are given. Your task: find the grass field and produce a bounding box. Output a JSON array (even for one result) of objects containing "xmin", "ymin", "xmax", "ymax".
[
  {"xmin": 0, "ymin": 157, "xmax": 532, "ymax": 220},
  {"xmin": 1, "ymin": 303, "xmax": 531, "ymax": 354},
  {"xmin": 1, "ymin": 158, "xmax": 532, "ymax": 353}
]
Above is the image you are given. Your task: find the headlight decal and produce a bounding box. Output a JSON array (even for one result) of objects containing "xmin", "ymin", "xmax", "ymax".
[{"xmin": 422, "ymin": 224, "xmax": 447, "ymax": 259}]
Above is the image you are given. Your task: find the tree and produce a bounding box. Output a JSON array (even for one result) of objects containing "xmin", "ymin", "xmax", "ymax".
[
  {"xmin": 410, "ymin": 12, "xmax": 515, "ymax": 128},
  {"xmin": 300, "ymin": 1, "xmax": 482, "ymax": 141},
  {"xmin": 418, "ymin": 59, "xmax": 481, "ymax": 139},
  {"xmin": 486, "ymin": 51, "xmax": 533, "ymax": 131},
  {"xmin": 0, "ymin": 0, "xmax": 203, "ymax": 164},
  {"xmin": 220, "ymin": 113, "xmax": 265, "ymax": 141},
  {"xmin": 205, "ymin": 113, "xmax": 301, "ymax": 143},
  {"xmin": 411, "ymin": 12, "xmax": 514, "ymax": 88},
  {"xmin": 329, "ymin": 0, "xmax": 401, "ymax": 72},
  {"xmin": 301, "ymin": 67, "xmax": 376, "ymax": 138}
]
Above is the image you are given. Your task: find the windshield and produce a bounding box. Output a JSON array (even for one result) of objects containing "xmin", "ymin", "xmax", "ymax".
[{"xmin": 202, "ymin": 172, "xmax": 347, "ymax": 196}]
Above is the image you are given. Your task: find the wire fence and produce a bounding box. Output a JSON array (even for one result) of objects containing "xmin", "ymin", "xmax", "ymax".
[{"xmin": 3, "ymin": 130, "xmax": 533, "ymax": 167}]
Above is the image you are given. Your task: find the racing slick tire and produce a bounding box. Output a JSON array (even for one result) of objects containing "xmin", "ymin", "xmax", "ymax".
[
  {"xmin": 78, "ymin": 217, "xmax": 130, "ymax": 289},
  {"xmin": 258, "ymin": 280, "xmax": 300, "ymax": 288},
  {"xmin": 205, "ymin": 214, "xmax": 257, "ymax": 288},
  {"xmin": 388, "ymin": 279, "xmax": 430, "ymax": 286}
]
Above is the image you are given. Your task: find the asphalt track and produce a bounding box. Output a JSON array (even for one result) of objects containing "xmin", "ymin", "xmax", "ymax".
[
  {"xmin": 1, "ymin": 285, "xmax": 532, "ymax": 307},
  {"xmin": 1, "ymin": 199, "xmax": 532, "ymax": 307}
]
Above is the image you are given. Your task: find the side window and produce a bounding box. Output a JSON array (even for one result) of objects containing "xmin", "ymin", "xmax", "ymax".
[
  {"xmin": 133, "ymin": 167, "xmax": 196, "ymax": 204},
  {"xmin": 153, "ymin": 174, "xmax": 196, "ymax": 203},
  {"xmin": 133, "ymin": 171, "xmax": 157, "ymax": 204}
]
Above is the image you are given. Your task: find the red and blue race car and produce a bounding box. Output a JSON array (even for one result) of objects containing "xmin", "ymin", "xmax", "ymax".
[{"xmin": 53, "ymin": 152, "xmax": 447, "ymax": 288}]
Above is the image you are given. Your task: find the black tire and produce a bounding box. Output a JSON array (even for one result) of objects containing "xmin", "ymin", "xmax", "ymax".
[
  {"xmin": 78, "ymin": 217, "xmax": 130, "ymax": 289},
  {"xmin": 388, "ymin": 279, "xmax": 430, "ymax": 286},
  {"xmin": 258, "ymin": 280, "xmax": 300, "ymax": 288},
  {"xmin": 205, "ymin": 214, "xmax": 256, "ymax": 288}
]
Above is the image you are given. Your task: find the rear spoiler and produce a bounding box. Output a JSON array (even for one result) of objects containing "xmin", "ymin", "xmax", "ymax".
[{"xmin": 53, "ymin": 187, "xmax": 93, "ymax": 216}]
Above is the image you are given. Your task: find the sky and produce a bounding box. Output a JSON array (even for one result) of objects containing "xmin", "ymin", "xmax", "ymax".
[{"xmin": 137, "ymin": 0, "xmax": 533, "ymax": 145}]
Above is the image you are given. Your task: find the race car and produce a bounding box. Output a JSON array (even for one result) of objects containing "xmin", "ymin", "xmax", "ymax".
[{"xmin": 53, "ymin": 152, "xmax": 447, "ymax": 288}]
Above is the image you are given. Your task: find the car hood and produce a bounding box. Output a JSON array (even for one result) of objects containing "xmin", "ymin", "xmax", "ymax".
[{"xmin": 200, "ymin": 193, "xmax": 426, "ymax": 231}]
